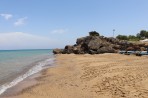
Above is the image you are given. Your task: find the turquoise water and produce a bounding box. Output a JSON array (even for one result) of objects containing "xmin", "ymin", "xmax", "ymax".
[
  {"xmin": 0, "ymin": 49, "xmax": 52, "ymax": 62},
  {"xmin": 0, "ymin": 49, "xmax": 54, "ymax": 95}
]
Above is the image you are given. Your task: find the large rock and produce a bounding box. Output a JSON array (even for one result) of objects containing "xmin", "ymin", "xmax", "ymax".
[
  {"xmin": 111, "ymin": 44, "xmax": 121, "ymax": 50},
  {"xmin": 64, "ymin": 45, "xmax": 74, "ymax": 54},
  {"xmin": 53, "ymin": 49, "xmax": 63, "ymax": 54},
  {"xmin": 105, "ymin": 37, "xmax": 120, "ymax": 44},
  {"xmin": 126, "ymin": 47, "xmax": 135, "ymax": 51},
  {"xmin": 76, "ymin": 37, "xmax": 85, "ymax": 45},
  {"xmin": 87, "ymin": 36, "xmax": 106, "ymax": 50},
  {"xmin": 133, "ymin": 46, "xmax": 140, "ymax": 51},
  {"xmin": 73, "ymin": 45, "xmax": 84, "ymax": 54},
  {"xmin": 97, "ymin": 46, "xmax": 115, "ymax": 54},
  {"xmin": 53, "ymin": 31, "xmax": 146, "ymax": 54}
]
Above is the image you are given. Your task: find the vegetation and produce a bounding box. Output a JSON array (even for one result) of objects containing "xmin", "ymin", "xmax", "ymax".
[
  {"xmin": 116, "ymin": 30, "xmax": 148, "ymax": 41},
  {"xmin": 137, "ymin": 30, "xmax": 148, "ymax": 38},
  {"xmin": 116, "ymin": 35, "xmax": 128, "ymax": 40},
  {"xmin": 89, "ymin": 31, "xmax": 100, "ymax": 36}
]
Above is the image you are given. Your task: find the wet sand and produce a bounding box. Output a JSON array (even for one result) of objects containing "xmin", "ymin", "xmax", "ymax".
[{"xmin": 2, "ymin": 53, "xmax": 148, "ymax": 98}]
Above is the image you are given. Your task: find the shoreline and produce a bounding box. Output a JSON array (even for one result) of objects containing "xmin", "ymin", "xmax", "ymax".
[
  {"xmin": 1, "ymin": 72, "xmax": 40, "ymax": 97},
  {"xmin": 2, "ymin": 53, "xmax": 148, "ymax": 98},
  {"xmin": 0, "ymin": 56, "xmax": 55, "ymax": 98},
  {"xmin": 1, "ymin": 65, "xmax": 54, "ymax": 98}
]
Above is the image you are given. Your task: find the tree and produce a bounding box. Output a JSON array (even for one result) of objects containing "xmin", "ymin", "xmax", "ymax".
[
  {"xmin": 136, "ymin": 33, "xmax": 141, "ymax": 39},
  {"xmin": 139, "ymin": 30, "xmax": 148, "ymax": 38},
  {"xmin": 145, "ymin": 32, "xmax": 148, "ymax": 38},
  {"xmin": 128, "ymin": 35, "xmax": 136, "ymax": 39},
  {"xmin": 128, "ymin": 35, "xmax": 139, "ymax": 41}
]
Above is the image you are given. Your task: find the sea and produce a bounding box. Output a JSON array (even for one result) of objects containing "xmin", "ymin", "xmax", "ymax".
[{"xmin": 0, "ymin": 49, "xmax": 54, "ymax": 95}]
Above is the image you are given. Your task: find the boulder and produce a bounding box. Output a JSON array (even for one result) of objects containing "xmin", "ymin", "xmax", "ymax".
[
  {"xmin": 106, "ymin": 37, "xmax": 120, "ymax": 44},
  {"xmin": 89, "ymin": 50, "xmax": 97, "ymax": 54},
  {"xmin": 83, "ymin": 36, "xmax": 109, "ymax": 50},
  {"xmin": 73, "ymin": 45, "xmax": 82, "ymax": 54},
  {"xmin": 140, "ymin": 47, "xmax": 146, "ymax": 51},
  {"xmin": 111, "ymin": 44, "xmax": 121, "ymax": 50},
  {"xmin": 97, "ymin": 46, "xmax": 115, "ymax": 54},
  {"xmin": 64, "ymin": 45, "xmax": 74, "ymax": 54},
  {"xmin": 126, "ymin": 47, "xmax": 135, "ymax": 51},
  {"xmin": 133, "ymin": 46, "xmax": 140, "ymax": 51},
  {"xmin": 87, "ymin": 37, "xmax": 103, "ymax": 50},
  {"xmin": 53, "ymin": 49, "xmax": 63, "ymax": 54},
  {"xmin": 76, "ymin": 37, "xmax": 85, "ymax": 45}
]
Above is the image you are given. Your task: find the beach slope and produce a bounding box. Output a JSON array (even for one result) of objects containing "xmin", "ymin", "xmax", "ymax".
[{"xmin": 3, "ymin": 53, "xmax": 148, "ymax": 98}]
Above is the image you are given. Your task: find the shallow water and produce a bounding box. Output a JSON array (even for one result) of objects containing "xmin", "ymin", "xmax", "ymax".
[{"xmin": 0, "ymin": 49, "xmax": 54, "ymax": 95}]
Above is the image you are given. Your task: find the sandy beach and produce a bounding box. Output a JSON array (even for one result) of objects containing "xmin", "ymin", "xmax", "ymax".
[{"xmin": 2, "ymin": 53, "xmax": 148, "ymax": 98}]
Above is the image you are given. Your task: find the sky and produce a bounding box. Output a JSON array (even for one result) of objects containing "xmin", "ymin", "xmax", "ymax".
[{"xmin": 0, "ymin": 0, "xmax": 148, "ymax": 50}]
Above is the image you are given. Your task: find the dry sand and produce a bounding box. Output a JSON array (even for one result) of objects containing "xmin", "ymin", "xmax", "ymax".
[{"xmin": 2, "ymin": 53, "xmax": 148, "ymax": 98}]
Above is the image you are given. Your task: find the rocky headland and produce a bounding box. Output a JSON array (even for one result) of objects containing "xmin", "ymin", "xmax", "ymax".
[{"xmin": 53, "ymin": 31, "xmax": 148, "ymax": 54}]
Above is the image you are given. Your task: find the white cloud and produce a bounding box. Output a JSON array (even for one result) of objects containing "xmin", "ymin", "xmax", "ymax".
[
  {"xmin": 14, "ymin": 17, "xmax": 27, "ymax": 26},
  {"xmin": 0, "ymin": 32, "xmax": 61, "ymax": 50},
  {"xmin": 0, "ymin": 13, "xmax": 13, "ymax": 20},
  {"xmin": 51, "ymin": 29, "xmax": 68, "ymax": 34}
]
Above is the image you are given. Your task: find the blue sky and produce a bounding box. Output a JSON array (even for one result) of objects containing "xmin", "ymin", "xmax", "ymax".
[{"xmin": 0, "ymin": 0, "xmax": 148, "ymax": 49}]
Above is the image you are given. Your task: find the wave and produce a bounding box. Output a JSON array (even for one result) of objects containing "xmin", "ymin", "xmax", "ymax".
[{"xmin": 0, "ymin": 57, "xmax": 55, "ymax": 95}]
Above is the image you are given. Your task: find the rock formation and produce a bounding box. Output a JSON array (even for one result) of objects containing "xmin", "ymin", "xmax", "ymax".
[{"xmin": 53, "ymin": 31, "xmax": 148, "ymax": 54}]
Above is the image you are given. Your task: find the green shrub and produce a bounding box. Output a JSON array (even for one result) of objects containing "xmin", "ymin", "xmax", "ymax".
[
  {"xmin": 89, "ymin": 31, "xmax": 100, "ymax": 36},
  {"xmin": 116, "ymin": 35, "xmax": 128, "ymax": 40}
]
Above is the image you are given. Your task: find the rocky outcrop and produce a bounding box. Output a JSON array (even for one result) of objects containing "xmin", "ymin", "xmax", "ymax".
[{"xmin": 53, "ymin": 31, "xmax": 148, "ymax": 54}]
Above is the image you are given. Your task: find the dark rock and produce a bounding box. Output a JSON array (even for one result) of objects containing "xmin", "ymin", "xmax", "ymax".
[
  {"xmin": 87, "ymin": 36, "xmax": 104, "ymax": 50},
  {"xmin": 64, "ymin": 45, "xmax": 74, "ymax": 54},
  {"xmin": 73, "ymin": 45, "xmax": 82, "ymax": 54},
  {"xmin": 133, "ymin": 46, "xmax": 140, "ymax": 51},
  {"xmin": 97, "ymin": 46, "xmax": 115, "ymax": 54},
  {"xmin": 53, "ymin": 31, "xmax": 146, "ymax": 54},
  {"xmin": 106, "ymin": 37, "xmax": 120, "ymax": 44},
  {"xmin": 126, "ymin": 47, "xmax": 135, "ymax": 51},
  {"xmin": 89, "ymin": 31, "xmax": 100, "ymax": 36},
  {"xmin": 76, "ymin": 37, "xmax": 85, "ymax": 45},
  {"xmin": 112, "ymin": 44, "xmax": 121, "ymax": 50},
  {"xmin": 53, "ymin": 49, "xmax": 63, "ymax": 54},
  {"xmin": 89, "ymin": 50, "xmax": 97, "ymax": 54},
  {"xmin": 62, "ymin": 49, "xmax": 67, "ymax": 54}
]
